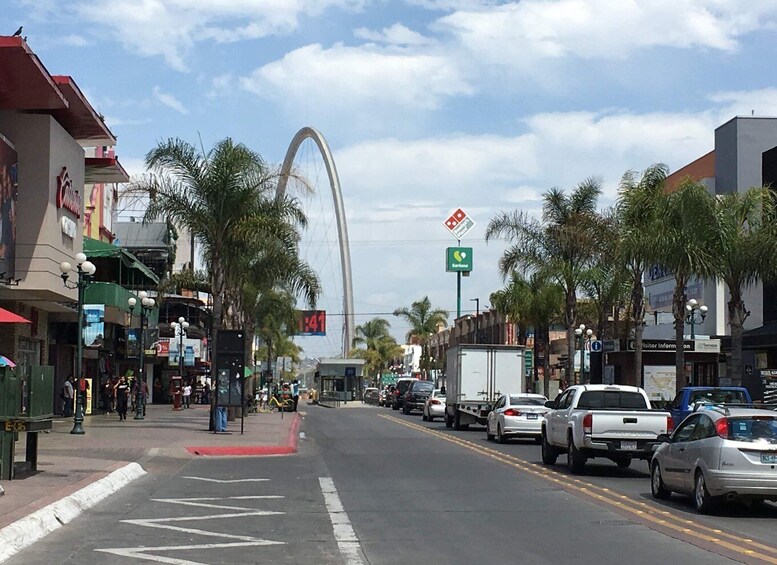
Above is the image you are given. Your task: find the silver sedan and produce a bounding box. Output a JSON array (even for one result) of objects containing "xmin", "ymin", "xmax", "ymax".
[
  {"xmin": 651, "ymin": 406, "xmax": 777, "ymax": 513},
  {"xmin": 422, "ymin": 389, "xmax": 446, "ymax": 422},
  {"xmin": 486, "ymin": 393, "xmax": 549, "ymax": 444}
]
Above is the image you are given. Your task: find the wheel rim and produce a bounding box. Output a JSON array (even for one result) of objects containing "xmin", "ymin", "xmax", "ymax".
[
  {"xmin": 652, "ymin": 465, "xmax": 661, "ymax": 494},
  {"xmin": 695, "ymin": 474, "xmax": 705, "ymax": 508}
]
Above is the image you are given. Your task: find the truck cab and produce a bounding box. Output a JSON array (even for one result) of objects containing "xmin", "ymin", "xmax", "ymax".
[{"xmin": 669, "ymin": 386, "xmax": 752, "ymax": 428}]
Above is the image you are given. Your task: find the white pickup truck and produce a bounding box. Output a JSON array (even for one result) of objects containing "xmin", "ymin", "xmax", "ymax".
[{"xmin": 541, "ymin": 384, "xmax": 672, "ymax": 474}]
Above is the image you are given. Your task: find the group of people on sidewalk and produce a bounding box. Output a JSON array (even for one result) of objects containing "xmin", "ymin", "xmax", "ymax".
[{"xmin": 97, "ymin": 375, "xmax": 149, "ymax": 420}]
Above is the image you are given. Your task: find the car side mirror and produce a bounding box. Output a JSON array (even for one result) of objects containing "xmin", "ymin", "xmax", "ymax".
[
  {"xmin": 656, "ymin": 433, "xmax": 671, "ymax": 443},
  {"xmin": 544, "ymin": 400, "xmax": 556, "ymax": 409}
]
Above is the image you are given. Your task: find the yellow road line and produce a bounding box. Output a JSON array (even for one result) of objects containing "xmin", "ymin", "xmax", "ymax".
[{"xmin": 380, "ymin": 414, "xmax": 777, "ymax": 564}]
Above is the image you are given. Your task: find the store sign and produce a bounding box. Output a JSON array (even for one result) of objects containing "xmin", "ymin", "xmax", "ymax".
[
  {"xmin": 56, "ymin": 167, "xmax": 81, "ymax": 218},
  {"xmin": 61, "ymin": 216, "xmax": 77, "ymax": 238},
  {"xmin": 626, "ymin": 338, "xmax": 720, "ymax": 353},
  {"xmin": 446, "ymin": 247, "xmax": 473, "ymax": 272}
]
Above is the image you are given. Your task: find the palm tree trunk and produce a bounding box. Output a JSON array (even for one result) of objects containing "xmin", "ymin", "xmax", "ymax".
[
  {"xmin": 728, "ymin": 293, "xmax": 746, "ymax": 387},
  {"xmin": 566, "ymin": 288, "xmax": 577, "ymax": 385},
  {"xmin": 672, "ymin": 280, "xmax": 687, "ymax": 392},
  {"xmin": 632, "ymin": 274, "xmax": 645, "ymax": 387},
  {"xmin": 209, "ymin": 254, "xmax": 226, "ymax": 431}
]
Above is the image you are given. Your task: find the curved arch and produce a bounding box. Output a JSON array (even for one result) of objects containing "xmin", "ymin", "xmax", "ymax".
[{"xmin": 276, "ymin": 127, "xmax": 354, "ymax": 357}]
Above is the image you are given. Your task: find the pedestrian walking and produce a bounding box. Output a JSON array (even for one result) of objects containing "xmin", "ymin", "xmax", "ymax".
[
  {"xmin": 114, "ymin": 376, "xmax": 130, "ymax": 421},
  {"xmin": 62, "ymin": 375, "xmax": 74, "ymax": 417},
  {"xmin": 101, "ymin": 378, "xmax": 114, "ymax": 415},
  {"xmin": 292, "ymin": 379, "xmax": 300, "ymax": 412},
  {"xmin": 182, "ymin": 382, "xmax": 192, "ymax": 408}
]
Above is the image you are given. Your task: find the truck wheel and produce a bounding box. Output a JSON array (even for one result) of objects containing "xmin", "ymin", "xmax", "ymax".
[
  {"xmin": 693, "ymin": 470, "xmax": 719, "ymax": 514},
  {"xmin": 541, "ymin": 431, "xmax": 558, "ymax": 465},
  {"xmin": 445, "ymin": 412, "xmax": 453, "ymax": 428},
  {"xmin": 567, "ymin": 435, "xmax": 586, "ymax": 474},
  {"xmin": 650, "ymin": 462, "xmax": 671, "ymax": 500},
  {"xmin": 454, "ymin": 411, "xmax": 464, "ymax": 431}
]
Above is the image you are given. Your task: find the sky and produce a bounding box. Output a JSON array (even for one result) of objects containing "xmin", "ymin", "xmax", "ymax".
[{"xmin": 8, "ymin": 0, "xmax": 777, "ymax": 358}]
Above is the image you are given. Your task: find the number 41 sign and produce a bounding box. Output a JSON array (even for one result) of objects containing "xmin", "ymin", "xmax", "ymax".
[{"xmin": 298, "ymin": 310, "xmax": 326, "ymax": 336}]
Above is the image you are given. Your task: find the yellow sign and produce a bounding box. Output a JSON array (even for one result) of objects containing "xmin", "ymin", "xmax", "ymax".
[{"xmin": 4, "ymin": 421, "xmax": 26, "ymax": 432}]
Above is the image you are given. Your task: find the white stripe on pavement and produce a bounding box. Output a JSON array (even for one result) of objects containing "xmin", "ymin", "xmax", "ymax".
[
  {"xmin": 181, "ymin": 476, "xmax": 270, "ymax": 483},
  {"xmin": 319, "ymin": 477, "xmax": 365, "ymax": 565}
]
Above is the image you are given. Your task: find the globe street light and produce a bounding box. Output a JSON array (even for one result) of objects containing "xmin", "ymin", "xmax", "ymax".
[
  {"xmin": 685, "ymin": 299, "xmax": 708, "ymax": 340},
  {"xmin": 574, "ymin": 323, "xmax": 591, "ymax": 385},
  {"xmin": 128, "ymin": 291, "xmax": 155, "ymax": 420},
  {"xmin": 59, "ymin": 253, "xmax": 97, "ymax": 435},
  {"xmin": 171, "ymin": 317, "xmax": 189, "ymax": 409}
]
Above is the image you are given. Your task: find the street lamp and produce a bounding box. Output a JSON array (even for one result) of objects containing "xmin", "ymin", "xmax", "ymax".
[
  {"xmin": 685, "ymin": 298, "xmax": 708, "ymax": 339},
  {"xmin": 128, "ymin": 291, "xmax": 155, "ymax": 420},
  {"xmin": 574, "ymin": 324, "xmax": 593, "ymax": 384},
  {"xmin": 170, "ymin": 316, "xmax": 189, "ymax": 401},
  {"xmin": 59, "ymin": 253, "xmax": 97, "ymax": 435}
]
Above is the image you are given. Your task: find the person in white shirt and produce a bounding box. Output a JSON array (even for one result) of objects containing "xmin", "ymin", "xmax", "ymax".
[{"xmin": 182, "ymin": 383, "xmax": 192, "ymax": 409}]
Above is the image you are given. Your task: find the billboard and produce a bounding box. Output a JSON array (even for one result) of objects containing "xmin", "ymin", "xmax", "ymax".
[
  {"xmin": 0, "ymin": 134, "xmax": 18, "ymax": 279},
  {"xmin": 83, "ymin": 304, "xmax": 105, "ymax": 348}
]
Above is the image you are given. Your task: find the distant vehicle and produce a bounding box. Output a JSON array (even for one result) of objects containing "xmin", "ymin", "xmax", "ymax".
[
  {"xmin": 542, "ymin": 384, "xmax": 672, "ymax": 474},
  {"xmin": 363, "ymin": 387, "xmax": 380, "ymax": 405},
  {"xmin": 403, "ymin": 380, "xmax": 435, "ymax": 414},
  {"xmin": 444, "ymin": 344, "xmax": 525, "ymax": 430},
  {"xmin": 486, "ymin": 393, "xmax": 549, "ymax": 444},
  {"xmin": 423, "ymin": 389, "xmax": 446, "ymax": 422},
  {"xmin": 379, "ymin": 389, "xmax": 388, "ymax": 407},
  {"xmin": 390, "ymin": 377, "xmax": 416, "ymax": 411},
  {"xmin": 669, "ymin": 387, "xmax": 753, "ymax": 428},
  {"xmin": 651, "ymin": 406, "xmax": 777, "ymax": 513}
]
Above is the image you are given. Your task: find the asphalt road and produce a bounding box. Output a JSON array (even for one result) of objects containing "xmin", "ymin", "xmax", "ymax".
[{"xmin": 11, "ymin": 404, "xmax": 777, "ymax": 564}]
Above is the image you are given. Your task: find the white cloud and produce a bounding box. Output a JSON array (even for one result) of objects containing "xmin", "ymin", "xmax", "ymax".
[
  {"xmin": 240, "ymin": 43, "xmax": 472, "ymax": 119},
  {"xmin": 707, "ymin": 88, "xmax": 777, "ymax": 119},
  {"xmin": 437, "ymin": 0, "xmax": 777, "ymax": 66},
  {"xmin": 60, "ymin": 34, "xmax": 88, "ymax": 47},
  {"xmin": 153, "ymin": 86, "xmax": 189, "ymax": 114},
  {"xmin": 354, "ymin": 23, "xmax": 433, "ymax": 45}
]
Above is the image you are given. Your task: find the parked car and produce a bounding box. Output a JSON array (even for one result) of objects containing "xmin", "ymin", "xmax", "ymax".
[
  {"xmin": 391, "ymin": 378, "xmax": 416, "ymax": 411},
  {"xmin": 542, "ymin": 384, "xmax": 672, "ymax": 474},
  {"xmin": 668, "ymin": 386, "xmax": 753, "ymax": 428},
  {"xmin": 363, "ymin": 387, "xmax": 380, "ymax": 405},
  {"xmin": 403, "ymin": 380, "xmax": 435, "ymax": 414},
  {"xmin": 651, "ymin": 406, "xmax": 777, "ymax": 513},
  {"xmin": 423, "ymin": 389, "xmax": 446, "ymax": 422},
  {"xmin": 486, "ymin": 393, "xmax": 549, "ymax": 444}
]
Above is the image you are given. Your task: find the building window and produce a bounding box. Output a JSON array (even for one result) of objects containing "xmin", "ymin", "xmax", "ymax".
[{"xmin": 18, "ymin": 337, "xmax": 40, "ymax": 368}]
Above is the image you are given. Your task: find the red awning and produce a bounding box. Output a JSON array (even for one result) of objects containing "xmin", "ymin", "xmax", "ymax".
[
  {"xmin": 0, "ymin": 307, "xmax": 31, "ymax": 323},
  {"xmin": 51, "ymin": 76, "xmax": 116, "ymax": 146},
  {"xmin": 85, "ymin": 156, "xmax": 130, "ymax": 183},
  {"xmin": 0, "ymin": 36, "xmax": 68, "ymax": 110}
]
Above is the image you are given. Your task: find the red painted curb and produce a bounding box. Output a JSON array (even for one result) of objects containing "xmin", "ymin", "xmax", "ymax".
[{"xmin": 185, "ymin": 413, "xmax": 301, "ymax": 457}]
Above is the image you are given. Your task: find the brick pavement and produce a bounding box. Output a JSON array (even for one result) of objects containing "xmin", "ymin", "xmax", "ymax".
[{"xmin": 0, "ymin": 403, "xmax": 301, "ymax": 532}]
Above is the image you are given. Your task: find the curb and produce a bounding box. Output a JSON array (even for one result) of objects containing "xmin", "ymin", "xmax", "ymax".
[
  {"xmin": 0, "ymin": 462, "xmax": 146, "ymax": 563},
  {"xmin": 185, "ymin": 412, "xmax": 302, "ymax": 457}
]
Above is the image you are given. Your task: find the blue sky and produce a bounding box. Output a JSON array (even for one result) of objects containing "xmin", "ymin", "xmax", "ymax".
[{"xmin": 8, "ymin": 0, "xmax": 777, "ymax": 357}]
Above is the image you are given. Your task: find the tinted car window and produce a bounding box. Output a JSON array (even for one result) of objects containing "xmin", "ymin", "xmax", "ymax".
[
  {"xmin": 396, "ymin": 380, "xmax": 414, "ymax": 394},
  {"xmin": 411, "ymin": 382, "xmax": 434, "ymax": 393},
  {"xmin": 690, "ymin": 415, "xmax": 715, "ymax": 441},
  {"xmin": 673, "ymin": 414, "xmax": 701, "ymax": 442},
  {"xmin": 690, "ymin": 389, "xmax": 747, "ymax": 405},
  {"xmin": 510, "ymin": 396, "xmax": 545, "ymax": 406},
  {"xmin": 577, "ymin": 391, "xmax": 648, "ymax": 410},
  {"xmin": 724, "ymin": 417, "xmax": 777, "ymax": 442}
]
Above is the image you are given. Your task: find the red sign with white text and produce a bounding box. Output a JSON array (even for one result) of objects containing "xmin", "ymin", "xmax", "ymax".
[{"xmin": 56, "ymin": 167, "xmax": 81, "ymax": 218}]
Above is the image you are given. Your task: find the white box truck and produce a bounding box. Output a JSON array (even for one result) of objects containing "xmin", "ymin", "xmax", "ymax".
[{"xmin": 444, "ymin": 344, "xmax": 525, "ymax": 430}]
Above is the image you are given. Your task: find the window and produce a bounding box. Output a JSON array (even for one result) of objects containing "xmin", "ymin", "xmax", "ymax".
[
  {"xmin": 560, "ymin": 391, "xmax": 574, "ymax": 409},
  {"xmin": 576, "ymin": 391, "xmax": 648, "ymax": 410},
  {"xmin": 690, "ymin": 415, "xmax": 715, "ymax": 441},
  {"xmin": 509, "ymin": 396, "xmax": 546, "ymax": 406},
  {"xmin": 495, "ymin": 396, "xmax": 506, "ymax": 409},
  {"xmin": 673, "ymin": 415, "xmax": 700, "ymax": 442}
]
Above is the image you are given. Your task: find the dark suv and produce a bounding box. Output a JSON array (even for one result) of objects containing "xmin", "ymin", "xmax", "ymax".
[
  {"xmin": 391, "ymin": 378, "xmax": 416, "ymax": 411},
  {"xmin": 403, "ymin": 380, "xmax": 435, "ymax": 414}
]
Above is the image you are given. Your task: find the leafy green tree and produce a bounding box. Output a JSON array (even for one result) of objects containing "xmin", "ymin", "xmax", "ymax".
[
  {"xmin": 710, "ymin": 187, "xmax": 777, "ymax": 385},
  {"xmin": 351, "ymin": 317, "xmax": 403, "ymax": 385},
  {"xmin": 486, "ymin": 178, "xmax": 602, "ymax": 384},
  {"xmin": 393, "ymin": 297, "xmax": 448, "ymax": 378}
]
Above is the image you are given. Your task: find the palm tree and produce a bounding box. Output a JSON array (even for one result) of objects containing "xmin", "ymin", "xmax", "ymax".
[
  {"xmin": 615, "ymin": 164, "xmax": 670, "ymax": 385},
  {"xmin": 351, "ymin": 317, "xmax": 403, "ymax": 385},
  {"xmin": 491, "ymin": 271, "xmax": 563, "ymax": 398},
  {"xmin": 710, "ymin": 187, "xmax": 777, "ymax": 385},
  {"xmin": 653, "ymin": 179, "xmax": 718, "ymax": 390},
  {"xmin": 393, "ymin": 297, "xmax": 448, "ymax": 378},
  {"xmin": 486, "ymin": 178, "xmax": 602, "ymax": 384}
]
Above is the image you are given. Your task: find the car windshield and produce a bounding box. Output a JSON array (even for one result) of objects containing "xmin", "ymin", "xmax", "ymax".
[
  {"xmin": 413, "ymin": 382, "xmax": 434, "ymax": 392},
  {"xmin": 690, "ymin": 389, "xmax": 747, "ymax": 405},
  {"xmin": 725, "ymin": 417, "xmax": 777, "ymax": 443},
  {"xmin": 397, "ymin": 381, "xmax": 413, "ymax": 393},
  {"xmin": 577, "ymin": 391, "xmax": 648, "ymax": 410},
  {"xmin": 509, "ymin": 396, "xmax": 545, "ymax": 406}
]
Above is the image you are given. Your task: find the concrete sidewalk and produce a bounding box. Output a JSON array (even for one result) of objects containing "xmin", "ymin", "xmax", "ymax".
[{"xmin": 0, "ymin": 404, "xmax": 301, "ymax": 534}]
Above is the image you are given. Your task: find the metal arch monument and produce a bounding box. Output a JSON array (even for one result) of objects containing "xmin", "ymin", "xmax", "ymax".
[{"xmin": 276, "ymin": 127, "xmax": 354, "ymax": 357}]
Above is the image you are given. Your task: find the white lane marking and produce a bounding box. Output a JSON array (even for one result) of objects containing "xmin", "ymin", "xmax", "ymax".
[
  {"xmin": 319, "ymin": 477, "xmax": 365, "ymax": 565},
  {"xmin": 97, "ymin": 541, "xmax": 279, "ymax": 565},
  {"xmin": 151, "ymin": 496, "xmax": 282, "ymax": 511},
  {"xmin": 181, "ymin": 476, "xmax": 269, "ymax": 483}
]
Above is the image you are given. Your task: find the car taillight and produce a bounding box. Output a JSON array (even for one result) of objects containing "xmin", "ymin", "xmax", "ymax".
[
  {"xmin": 431, "ymin": 399, "xmax": 441, "ymax": 405},
  {"xmin": 666, "ymin": 415, "xmax": 674, "ymax": 434},
  {"xmin": 716, "ymin": 417, "xmax": 730, "ymax": 439},
  {"xmin": 583, "ymin": 413, "xmax": 593, "ymax": 435},
  {"xmin": 504, "ymin": 408, "xmax": 522, "ymax": 416}
]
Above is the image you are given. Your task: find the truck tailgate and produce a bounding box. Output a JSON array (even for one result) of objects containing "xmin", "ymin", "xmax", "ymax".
[{"xmin": 590, "ymin": 410, "xmax": 670, "ymax": 439}]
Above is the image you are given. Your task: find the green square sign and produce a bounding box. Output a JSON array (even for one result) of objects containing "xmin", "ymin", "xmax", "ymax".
[{"xmin": 446, "ymin": 247, "xmax": 473, "ymax": 272}]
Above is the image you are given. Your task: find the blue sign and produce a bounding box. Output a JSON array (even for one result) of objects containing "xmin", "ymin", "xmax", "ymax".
[{"xmin": 590, "ymin": 340, "xmax": 603, "ymax": 352}]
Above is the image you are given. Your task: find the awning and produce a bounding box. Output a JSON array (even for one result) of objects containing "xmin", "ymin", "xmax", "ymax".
[
  {"xmin": 0, "ymin": 36, "xmax": 68, "ymax": 110},
  {"xmin": 85, "ymin": 156, "xmax": 130, "ymax": 184},
  {"xmin": 0, "ymin": 307, "xmax": 31, "ymax": 323},
  {"xmin": 51, "ymin": 76, "xmax": 116, "ymax": 146},
  {"xmin": 83, "ymin": 237, "xmax": 159, "ymax": 285}
]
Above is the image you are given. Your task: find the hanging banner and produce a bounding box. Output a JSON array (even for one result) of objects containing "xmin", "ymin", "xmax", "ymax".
[{"xmin": 83, "ymin": 304, "xmax": 105, "ymax": 348}]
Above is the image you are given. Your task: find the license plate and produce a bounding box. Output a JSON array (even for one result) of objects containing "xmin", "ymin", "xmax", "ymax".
[
  {"xmin": 761, "ymin": 454, "xmax": 777, "ymax": 464},
  {"xmin": 527, "ymin": 413, "xmax": 538, "ymax": 420},
  {"xmin": 621, "ymin": 441, "xmax": 637, "ymax": 450}
]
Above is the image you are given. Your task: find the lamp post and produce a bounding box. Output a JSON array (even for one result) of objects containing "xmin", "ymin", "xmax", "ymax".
[
  {"xmin": 59, "ymin": 253, "xmax": 97, "ymax": 435},
  {"xmin": 685, "ymin": 298, "xmax": 708, "ymax": 340},
  {"xmin": 170, "ymin": 317, "xmax": 189, "ymax": 411},
  {"xmin": 574, "ymin": 324, "xmax": 592, "ymax": 385},
  {"xmin": 128, "ymin": 291, "xmax": 155, "ymax": 420}
]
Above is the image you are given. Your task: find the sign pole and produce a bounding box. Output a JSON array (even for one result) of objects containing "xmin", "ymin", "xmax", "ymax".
[{"xmin": 456, "ymin": 238, "xmax": 461, "ymax": 318}]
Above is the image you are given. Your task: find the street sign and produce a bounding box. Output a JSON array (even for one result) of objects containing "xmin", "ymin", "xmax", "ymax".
[
  {"xmin": 444, "ymin": 208, "xmax": 475, "ymax": 240},
  {"xmin": 590, "ymin": 340, "xmax": 602, "ymax": 352},
  {"xmin": 525, "ymin": 350, "xmax": 533, "ymax": 370},
  {"xmin": 446, "ymin": 247, "xmax": 473, "ymax": 272}
]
